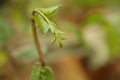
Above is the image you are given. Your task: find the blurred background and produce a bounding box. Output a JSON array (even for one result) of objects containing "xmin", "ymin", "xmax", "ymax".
[{"xmin": 0, "ymin": 0, "xmax": 120, "ymax": 80}]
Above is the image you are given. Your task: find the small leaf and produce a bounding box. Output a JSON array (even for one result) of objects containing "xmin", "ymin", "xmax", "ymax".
[
  {"xmin": 41, "ymin": 66, "xmax": 54, "ymax": 80},
  {"xmin": 31, "ymin": 63, "xmax": 54, "ymax": 80},
  {"xmin": 59, "ymin": 36, "xmax": 66, "ymax": 40},
  {"xmin": 57, "ymin": 35, "xmax": 65, "ymax": 48},
  {"xmin": 39, "ymin": 5, "xmax": 61, "ymax": 19},
  {"xmin": 40, "ymin": 5, "xmax": 61, "ymax": 14},
  {"xmin": 39, "ymin": 15, "xmax": 50, "ymax": 33},
  {"xmin": 49, "ymin": 21, "xmax": 56, "ymax": 33},
  {"xmin": 58, "ymin": 40, "xmax": 64, "ymax": 48},
  {"xmin": 51, "ymin": 35, "xmax": 57, "ymax": 45},
  {"xmin": 33, "ymin": 14, "xmax": 49, "ymax": 33},
  {"xmin": 31, "ymin": 63, "xmax": 41, "ymax": 80},
  {"xmin": 55, "ymin": 30, "xmax": 64, "ymax": 35}
]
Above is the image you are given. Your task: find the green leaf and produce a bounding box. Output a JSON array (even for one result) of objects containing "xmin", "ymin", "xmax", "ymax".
[
  {"xmin": 33, "ymin": 14, "xmax": 49, "ymax": 33},
  {"xmin": 51, "ymin": 35, "xmax": 57, "ymax": 45},
  {"xmin": 48, "ymin": 21, "xmax": 56, "ymax": 33},
  {"xmin": 55, "ymin": 30, "xmax": 64, "ymax": 35},
  {"xmin": 41, "ymin": 66, "xmax": 54, "ymax": 80},
  {"xmin": 58, "ymin": 39, "xmax": 64, "ymax": 48},
  {"xmin": 40, "ymin": 5, "xmax": 61, "ymax": 15},
  {"xmin": 31, "ymin": 63, "xmax": 54, "ymax": 80},
  {"xmin": 39, "ymin": 5, "xmax": 61, "ymax": 20},
  {"xmin": 31, "ymin": 63, "xmax": 41, "ymax": 80}
]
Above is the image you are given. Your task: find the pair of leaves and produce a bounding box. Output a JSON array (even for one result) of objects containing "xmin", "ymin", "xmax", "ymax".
[
  {"xmin": 31, "ymin": 63, "xmax": 53, "ymax": 80},
  {"xmin": 32, "ymin": 5, "xmax": 65, "ymax": 47}
]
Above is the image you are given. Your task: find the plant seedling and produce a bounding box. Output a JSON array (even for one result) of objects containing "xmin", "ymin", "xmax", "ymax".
[{"xmin": 30, "ymin": 5, "xmax": 65, "ymax": 80}]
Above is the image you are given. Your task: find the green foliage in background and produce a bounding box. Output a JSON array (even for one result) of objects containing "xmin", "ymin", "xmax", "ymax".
[
  {"xmin": 0, "ymin": 52, "xmax": 7, "ymax": 67},
  {"xmin": 59, "ymin": 11, "xmax": 120, "ymax": 68},
  {"xmin": 84, "ymin": 13, "xmax": 120, "ymax": 58},
  {"xmin": 0, "ymin": 17, "xmax": 14, "ymax": 48},
  {"xmin": 72, "ymin": 0, "xmax": 120, "ymax": 7}
]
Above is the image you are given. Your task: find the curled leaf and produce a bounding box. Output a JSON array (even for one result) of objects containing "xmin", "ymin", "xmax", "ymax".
[{"xmin": 32, "ymin": 5, "xmax": 65, "ymax": 48}]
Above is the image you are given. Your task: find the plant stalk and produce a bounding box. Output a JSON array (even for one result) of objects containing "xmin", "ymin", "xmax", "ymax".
[{"xmin": 31, "ymin": 12, "xmax": 46, "ymax": 66}]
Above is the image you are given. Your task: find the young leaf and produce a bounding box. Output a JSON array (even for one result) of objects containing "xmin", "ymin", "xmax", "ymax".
[
  {"xmin": 40, "ymin": 4, "xmax": 61, "ymax": 15},
  {"xmin": 48, "ymin": 21, "xmax": 56, "ymax": 33},
  {"xmin": 33, "ymin": 14, "xmax": 49, "ymax": 33},
  {"xmin": 32, "ymin": 5, "xmax": 65, "ymax": 48},
  {"xmin": 31, "ymin": 63, "xmax": 41, "ymax": 80},
  {"xmin": 40, "ymin": 66, "xmax": 54, "ymax": 80},
  {"xmin": 39, "ymin": 5, "xmax": 61, "ymax": 19},
  {"xmin": 31, "ymin": 63, "xmax": 54, "ymax": 80},
  {"xmin": 51, "ymin": 35, "xmax": 57, "ymax": 45}
]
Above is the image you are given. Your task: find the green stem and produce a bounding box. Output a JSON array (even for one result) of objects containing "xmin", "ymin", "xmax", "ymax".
[{"xmin": 31, "ymin": 11, "xmax": 46, "ymax": 67}]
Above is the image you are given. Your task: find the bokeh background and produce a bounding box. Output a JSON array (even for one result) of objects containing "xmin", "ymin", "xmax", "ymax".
[{"xmin": 0, "ymin": 0, "xmax": 120, "ymax": 80}]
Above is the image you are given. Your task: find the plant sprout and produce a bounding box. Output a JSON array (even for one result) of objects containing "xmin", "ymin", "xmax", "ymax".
[{"xmin": 30, "ymin": 5, "xmax": 65, "ymax": 80}]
